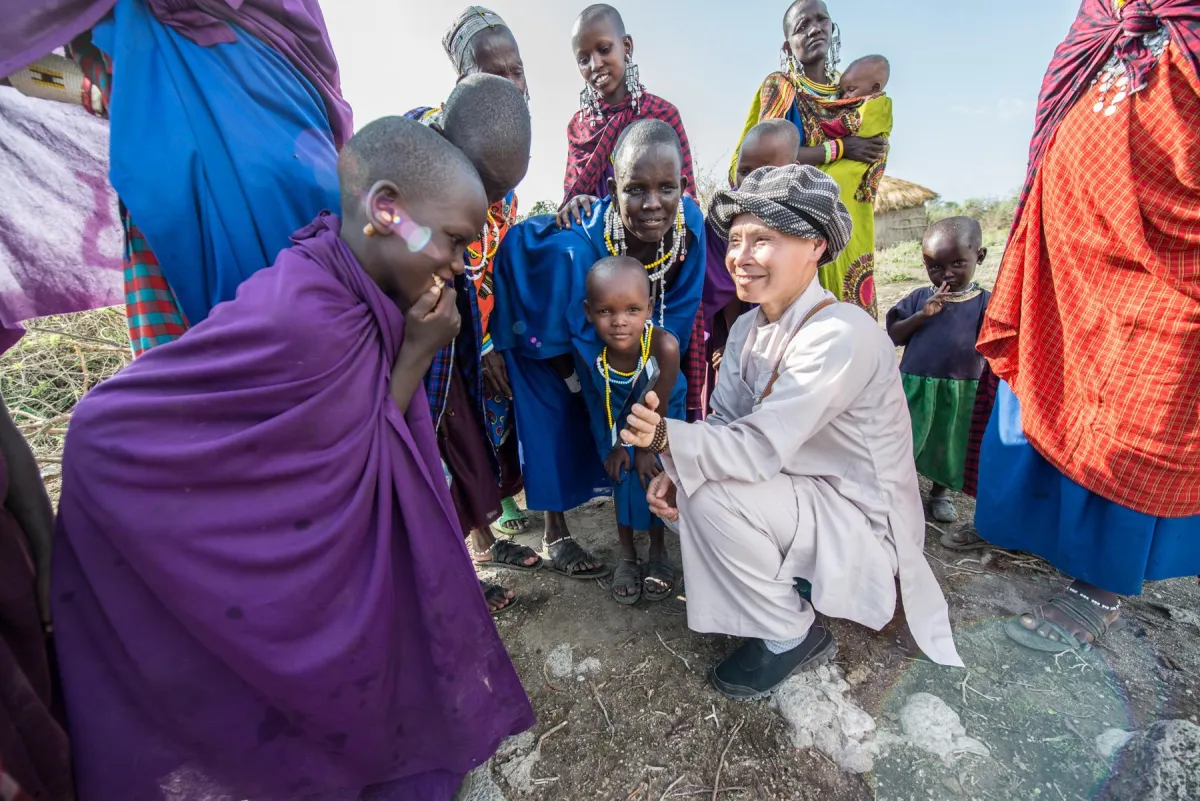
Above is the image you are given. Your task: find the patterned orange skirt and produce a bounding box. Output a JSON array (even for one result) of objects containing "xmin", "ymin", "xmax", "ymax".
[{"xmin": 978, "ymin": 43, "xmax": 1200, "ymax": 518}]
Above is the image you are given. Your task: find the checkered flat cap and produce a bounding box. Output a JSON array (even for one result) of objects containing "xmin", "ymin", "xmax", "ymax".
[{"xmin": 707, "ymin": 164, "xmax": 853, "ymax": 267}]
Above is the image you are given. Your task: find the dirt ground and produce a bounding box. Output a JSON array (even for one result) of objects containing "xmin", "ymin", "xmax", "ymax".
[{"xmin": 472, "ymin": 242, "xmax": 1200, "ymax": 800}]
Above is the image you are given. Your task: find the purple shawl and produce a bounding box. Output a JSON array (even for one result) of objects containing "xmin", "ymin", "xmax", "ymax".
[
  {"xmin": 702, "ymin": 220, "xmax": 737, "ymax": 332},
  {"xmin": 0, "ymin": 0, "xmax": 352, "ymax": 147},
  {"xmin": 51, "ymin": 214, "xmax": 532, "ymax": 800}
]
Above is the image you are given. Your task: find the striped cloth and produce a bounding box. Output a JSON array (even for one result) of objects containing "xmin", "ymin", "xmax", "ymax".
[
  {"xmin": 563, "ymin": 91, "xmax": 695, "ymax": 205},
  {"xmin": 1014, "ymin": 0, "xmax": 1200, "ymax": 220}
]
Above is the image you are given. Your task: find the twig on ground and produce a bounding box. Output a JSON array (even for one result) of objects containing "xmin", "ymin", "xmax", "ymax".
[
  {"xmin": 591, "ymin": 681, "xmax": 614, "ymax": 733},
  {"xmin": 36, "ymin": 456, "xmax": 63, "ymax": 465},
  {"xmin": 712, "ymin": 719, "xmax": 744, "ymax": 801},
  {"xmin": 705, "ymin": 704, "xmax": 720, "ymax": 729},
  {"xmin": 75, "ymin": 344, "xmax": 89, "ymax": 394},
  {"xmin": 959, "ymin": 671, "xmax": 1001, "ymax": 704},
  {"xmin": 624, "ymin": 782, "xmax": 649, "ymax": 800},
  {"xmin": 660, "ymin": 775, "xmax": 686, "ymax": 801},
  {"xmin": 928, "ymin": 553, "xmax": 986, "ymax": 575},
  {"xmin": 26, "ymin": 326, "xmax": 126, "ymax": 351},
  {"xmin": 656, "ymin": 630, "xmax": 691, "ymax": 671},
  {"xmin": 537, "ymin": 720, "xmax": 569, "ymax": 748},
  {"xmin": 671, "ymin": 790, "xmax": 746, "ymax": 799}
]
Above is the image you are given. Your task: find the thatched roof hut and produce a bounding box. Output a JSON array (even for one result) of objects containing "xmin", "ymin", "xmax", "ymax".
[{"xmin": 874, "ymin": 176, "xmax": 938, "ymax": 250}]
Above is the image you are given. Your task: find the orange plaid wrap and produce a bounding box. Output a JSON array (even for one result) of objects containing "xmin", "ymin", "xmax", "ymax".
[{"xmin": 979, "ymin": 44, "xmax": 1200, "ymax": 518}]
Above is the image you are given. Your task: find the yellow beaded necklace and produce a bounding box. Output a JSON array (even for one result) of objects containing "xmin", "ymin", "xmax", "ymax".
[
  {"xmin": 787, "ymin": 63, "xmax": 839, "ymax": 100},
  {"xmin": 602, "ymin": 323, "xmax": 653, "ymax": 432}
]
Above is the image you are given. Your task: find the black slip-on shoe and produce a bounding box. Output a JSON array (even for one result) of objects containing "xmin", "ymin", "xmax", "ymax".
[{"xmin": 711, "ymin": 621, "xmax": 837, "ymax": 701}]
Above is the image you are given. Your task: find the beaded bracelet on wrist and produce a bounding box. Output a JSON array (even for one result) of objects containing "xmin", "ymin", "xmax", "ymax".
[{"xmin": 650, "ymin": 420, "xmax": 669, "ymax": 454}]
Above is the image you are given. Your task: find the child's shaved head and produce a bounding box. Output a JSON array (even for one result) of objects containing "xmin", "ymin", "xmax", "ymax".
[
  {"xmin": 840, "ymin": 55, "xmax": 890, "ymax": 99},
  {"xmin": 441, "ymin": 74, "xmax": 532, "ymax": 204},
  {"xmin": 586, "ymin": 255, "xmax": 651, "ymax": 301},
  {"xmin": 337, "ymin": 115, "xmax": 478, "ymax": 212},
  {"xmin": 735, "ymin": 120, "xmax": 801, "ymax": 188},
  {"xmin": 924, "ymin": 216, "xmax": 983, "ymax": 250}
]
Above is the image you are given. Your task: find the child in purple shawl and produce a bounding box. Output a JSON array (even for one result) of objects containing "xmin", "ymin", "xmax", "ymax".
[{"xmin": 51, "ymin": 116, "xmax": 533, "ymax": 801}]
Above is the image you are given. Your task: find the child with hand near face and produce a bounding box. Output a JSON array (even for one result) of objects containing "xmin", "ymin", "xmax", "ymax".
[{"xmin": 886, "ymin": 217, "xmax": 991, "ymax": 525}]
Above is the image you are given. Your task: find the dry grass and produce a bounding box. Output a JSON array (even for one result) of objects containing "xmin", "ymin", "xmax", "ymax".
[{"xmin": 1, "ymin": 306, "xmax": 131, "ymax": 498}]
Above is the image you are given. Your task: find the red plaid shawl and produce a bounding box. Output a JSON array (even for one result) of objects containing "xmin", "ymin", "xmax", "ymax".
[
  {"xmin": 562, "ymin": 92, "xmax": 696, "ymax": 206},
  {"xmin": 979, "ymin": 5, "xmax": 1200, "ymax": 517},
  {"xmin": 1015, "ymin": 0, "xmax": 1200, "ymax": 218}
]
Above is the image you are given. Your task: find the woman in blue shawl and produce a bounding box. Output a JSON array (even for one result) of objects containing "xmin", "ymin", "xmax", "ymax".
[{"xmin": 493, "ymin": 120, "xmax": 703, "ymax": 579}]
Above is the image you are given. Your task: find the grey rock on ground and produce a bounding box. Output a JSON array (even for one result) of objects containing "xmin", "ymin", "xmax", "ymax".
[
  {"xmin": 453, "ymin": 764, "xmax": 507, "ymax": 801},
  {"xmin": 897, "ymin": 692, "xmax": 990, "ymax": 764},
  {"xmin": 1099, "ymin": 719, "xmax": 1200, "ymax": 801}
]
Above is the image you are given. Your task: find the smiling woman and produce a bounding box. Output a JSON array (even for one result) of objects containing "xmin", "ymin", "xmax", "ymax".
[
  {"xmin": 492, "ymin": 119, "xmax": 705, "ymax": 586},
  {"xmin": 619, "ymin": 164, "xmax": 963, "ymax": 700}
]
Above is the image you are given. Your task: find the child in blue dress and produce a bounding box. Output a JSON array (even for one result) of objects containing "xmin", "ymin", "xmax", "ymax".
[
  {"xmin": 580, "ymin": 256, "xmax": 684, "ymax": 605},
  {"xmin": 886, "ymin": 217, "xmax": 991, "ymax": 524}
]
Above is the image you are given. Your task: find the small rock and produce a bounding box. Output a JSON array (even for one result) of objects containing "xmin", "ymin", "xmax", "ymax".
[
  {"xmin": 846, "ymin": 666, "xmax": 872, "ymax": 686},
  {"xmin": 454, "ymin": 764, "xmax": 507, "ymax": 801},
  {"xmin": 1095, "ymin": 728, "xmax": 1135, "ymax": 761},
  {"xmin": 771, "ymin": 665, "xmax": 878, "ymax": 774},
  {"xmin": 575, "ymin": 657, "xmax": 602, "ymax": 676},
  {"xmin": 495, "ymin": 731, "xmax": 536, "ymax": 760},
  {"xmin": 545, "ymin": 644, "xmax": 574, "ymax": 678},
  {"xmin": 898, "ymin": 693, "xmax": 990, "ymax": 764},
  {"xmin": 1098, "ymin": 719, "xmax": 1200, "ymax": 801}
]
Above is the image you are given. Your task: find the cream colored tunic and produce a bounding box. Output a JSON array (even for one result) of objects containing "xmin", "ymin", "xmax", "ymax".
[{"xmin": 664, "ymin": 279, "xmax": 962, "ymax": 667}]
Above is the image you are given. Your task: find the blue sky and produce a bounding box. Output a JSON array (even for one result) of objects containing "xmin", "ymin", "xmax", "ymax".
[{"xmin": 324, "ymin": 1, "xmax": 1082, "ymax": 207}]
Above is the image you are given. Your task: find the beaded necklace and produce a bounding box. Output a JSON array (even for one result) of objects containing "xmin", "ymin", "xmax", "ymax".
[
  {"xmin": 464, "ymin": 209, "xmax": 502, "ymax": 282},
  {"xmin": 602, "ymin": 204, "xmax": 686, "ymax": 327},
  {"xmin": 942, "ymin": 282, "xmax": 984, "ymax": 303},
  {"xmin": 598, "ymin": 322, "xmax": 654, "ymax": 433},
  {"xmin": 787, "ymin": 64, "xmax": 840, "ymax": 100}
]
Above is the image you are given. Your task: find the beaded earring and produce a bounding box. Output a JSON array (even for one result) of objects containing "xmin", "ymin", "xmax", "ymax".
[
  {"xmin": 826, "ymin": 24, "xmax": 842, "ymax": 83},
  {"xmin": 624, "ymin": 53, "xmax": 644, "ymax": 115},
  {"xmin": 579, "ymin": 84, "xmax": 604, "ymax": 127},
  {"xmin": 781, "ymin": 45, "xmax": 800, "ymax": 79}
]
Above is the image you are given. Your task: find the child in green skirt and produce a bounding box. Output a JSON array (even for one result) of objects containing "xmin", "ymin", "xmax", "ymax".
[{"xmin": 886, "ymin": 217, "xmax": 991, "ymax": 524}]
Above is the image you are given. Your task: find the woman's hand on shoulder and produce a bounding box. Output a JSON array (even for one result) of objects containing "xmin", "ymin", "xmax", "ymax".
[
  {"xmin": 842, "ymin": 135, "xmax": 888, "ymax": 164},
  {"xmin": 556, "ymin": 195, "xmax": 600, "ymax": 229}
]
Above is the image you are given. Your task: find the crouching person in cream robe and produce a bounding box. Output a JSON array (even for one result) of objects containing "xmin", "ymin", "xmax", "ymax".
[{"xmin": 622, "ymin": 165, "xmax": 962, "ymax": 699}]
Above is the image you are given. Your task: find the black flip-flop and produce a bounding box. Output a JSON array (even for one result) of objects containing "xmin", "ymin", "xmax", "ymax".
[
  {"xmin": 475, "ymin": 539, "xmax": 543, "ymax": 573},
  {"xmin": 543, "ymin": 536, "xmax": 611, "ymax": 580},
  {"xmin": 612, "ymin": 559, "xmax": 642, "ymax": 606},
  {"xmin": 481, "ymin": 581, "xmax": 517, "ymax": 616}
]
